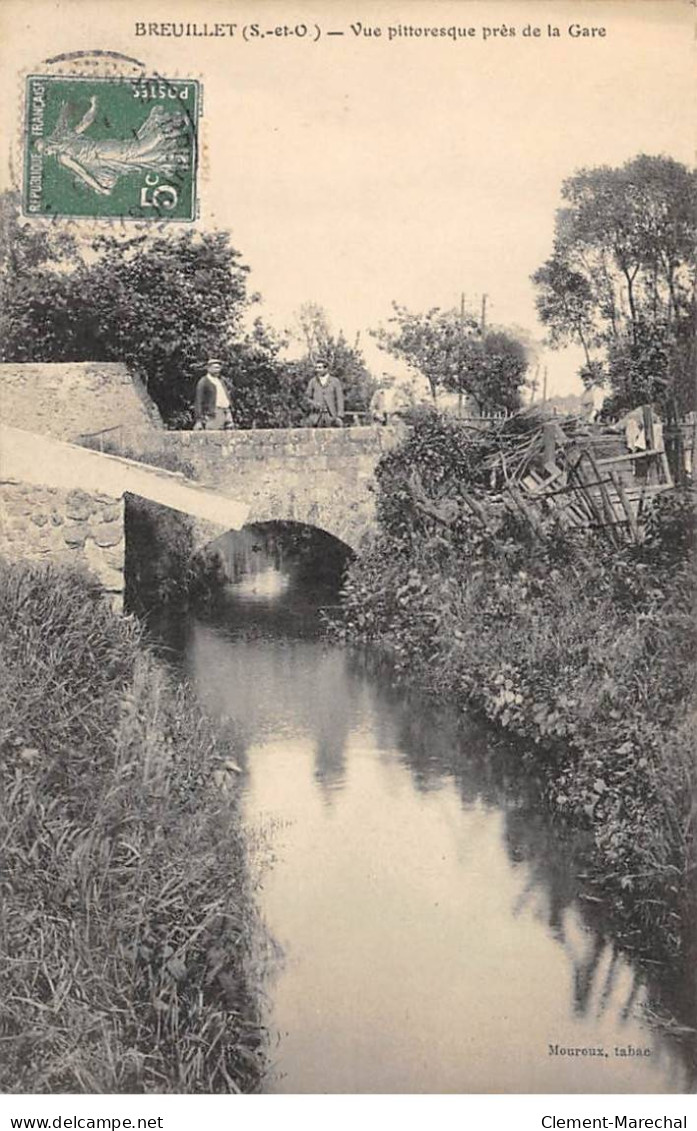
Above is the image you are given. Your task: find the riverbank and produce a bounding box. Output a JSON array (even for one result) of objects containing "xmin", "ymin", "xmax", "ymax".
[
  {"xmin": 0, "ymin": 560, "xmax": 266, "ymax": 1093},
  {"xmin": 334, "ymin": 412, "xmax": 696, "ymax": 1029}
]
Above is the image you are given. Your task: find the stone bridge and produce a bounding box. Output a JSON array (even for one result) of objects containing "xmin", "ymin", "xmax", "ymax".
[
  {"xmin": 0, "ymin": 362, "xmax": 399, "ymax": 605},
  {"xmin": 107, "ymin": 425, "xmax": 400, "ymax": 552}
]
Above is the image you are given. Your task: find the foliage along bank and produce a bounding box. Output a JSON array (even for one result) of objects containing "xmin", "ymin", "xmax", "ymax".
[
  {"xmin": 335, "ymin": 410, "xmax": 696, "ymax": 1022},
  {"xmin": 0, "ymin": 560, "xmax": 267, "ymax": 1093}
]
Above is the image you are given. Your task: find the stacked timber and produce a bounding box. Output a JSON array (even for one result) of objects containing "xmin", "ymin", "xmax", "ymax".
[{"xmin": 407, "ymin": 406, "xmax": 677, "ymax": 546}]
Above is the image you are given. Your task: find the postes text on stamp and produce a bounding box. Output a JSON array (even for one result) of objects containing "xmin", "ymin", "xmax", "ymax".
[{"xmin": 24, "ymin": 75, "xmax": 199, "ymax": 220}]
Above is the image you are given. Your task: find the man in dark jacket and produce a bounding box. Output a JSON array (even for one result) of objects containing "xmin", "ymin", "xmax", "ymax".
[
  {"xmin": 305, "ymin": 362, "xmax": 344, "ymax": 427},
  {"xmin": 194, "ymin": 359, "xmax": 234, "ymax": 429}
]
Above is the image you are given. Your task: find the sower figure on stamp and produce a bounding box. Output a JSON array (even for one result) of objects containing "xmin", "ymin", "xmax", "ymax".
[
  {"xmin": 194, "ymin": 359, "xmax": 235, "ymax": 430},
  {"xmin": 305, "ymin": 361, "xmax": 344, "ymax": 427},
  {"xmin": 34, "ymin": 96, "xmax": 190, "ymax": 198}
]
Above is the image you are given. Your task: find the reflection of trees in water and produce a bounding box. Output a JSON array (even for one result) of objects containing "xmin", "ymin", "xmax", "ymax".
[
  {"xmin": 313, "ymin": 722, "xmax": 348, "ymax": 799},
  {"xmin": 309, "ymin": 651, "xmax": 354, "ymax": 803},
  {"xmin": 351, "ymin": 651, "xmax": 695, "ymax": 1082},
  {"xmin": 149, "ymin": 574, "xmax": 695, "ymax": 1087}
]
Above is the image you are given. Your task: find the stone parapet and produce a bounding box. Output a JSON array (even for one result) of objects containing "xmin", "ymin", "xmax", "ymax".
[
  {"xmin": 105, "ymin": 425, "xmax": 400, "ymax": 549},
  {"xmin": 121, "ymin": 424, "xmax": 401, "ymax": 459}
]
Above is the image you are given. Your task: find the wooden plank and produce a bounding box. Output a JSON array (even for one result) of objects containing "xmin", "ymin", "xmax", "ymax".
[
  {"xmin": 619, "ymin": 484, "xmax": 670, "ymax": 496},
  {"xmin": 597, "ymin": 450, "xmax": 662, "ymax": 465},
  {"xmin": 567, "ymin": 476, "xmax": 602, "ymax": 525},
  {"xmin": 660, "ymin": 450, "xmax": 674, "ymax": 488},
  {"xmin": 565, "ymin": 501, "xmax": 592, "ymax": 527},
  {"xmin": 536, "ymin": 476, "xmax": 616, "ymax": 500},
  {"xmin": 582, "ymin": 449, "xmax": 624, "ymax": 546},
  {"xmin": 505, "ymin": 484, "xmax": 546, "ymax": 540},
  {"xmin": 610, "ymin": 469, "xmax": 640, "ymax": 543}
]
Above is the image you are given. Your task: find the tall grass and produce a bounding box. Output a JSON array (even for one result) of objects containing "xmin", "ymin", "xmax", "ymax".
[{"xmin": 0, "ymin": 560, "xmax": 267, "ymax": 1093}]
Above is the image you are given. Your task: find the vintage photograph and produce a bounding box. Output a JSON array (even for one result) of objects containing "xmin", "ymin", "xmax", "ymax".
[{"xmin": 0, "ymin": 0, "xmax": 694, "ymax": 1100}]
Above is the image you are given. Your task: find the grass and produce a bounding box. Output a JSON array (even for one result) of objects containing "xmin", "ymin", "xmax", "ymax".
[
  {"xmin": 79, "ymin": 434, "xmax": 198, "ymax": 480},
  {"xmin": 0, "ymin": 559, "xmax": 267, "ymax": 1093},
  {"xmin": 336, "ymin": 509, "xmax": 697, "ymax": 1024}
]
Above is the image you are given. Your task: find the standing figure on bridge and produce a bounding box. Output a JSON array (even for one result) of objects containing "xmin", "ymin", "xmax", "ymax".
[
  {"xmin": 369, "ymin": 380, "xmax": 411, "ymax": 425},
  {"xmin": 194, "ymin": 359, "xmax": 235, "ymax": 430},
  {"xmin": 305, "ymin": 361, "xmax": 344, "ymax": 427}
]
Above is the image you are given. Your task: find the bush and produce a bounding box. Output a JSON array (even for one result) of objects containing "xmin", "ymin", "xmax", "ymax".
[
  {"xmin": 0, "ymin": 561, "xmax": 266, "ymax": 1093},
  {"xmin": 335, "ymin": 415, "xmax": 697, "ymax": 1004}
]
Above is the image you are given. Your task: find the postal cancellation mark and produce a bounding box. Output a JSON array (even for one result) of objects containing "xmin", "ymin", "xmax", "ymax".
[{"xmin": 23, "ymin": 74, "xmax": 199, "ymax": 221}]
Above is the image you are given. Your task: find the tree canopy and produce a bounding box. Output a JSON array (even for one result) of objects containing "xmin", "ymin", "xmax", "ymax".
[
  {"xmin": 372, "ymin": 303, "xmax": 528, "ymax": 411},
  {"xmin": 532, "ymin": 155, "xmax": 696, "ymax": 414},
  {"xmin": 289, "ymin": 303, "xmax": 377, "ymax": 415},
  {"xmin": 223, "ymin": 318, "xmax": 305, "ymax": 429},
  {"xmin": 0, "ymin": 191, "xmax": 292, "ymax": 425}
]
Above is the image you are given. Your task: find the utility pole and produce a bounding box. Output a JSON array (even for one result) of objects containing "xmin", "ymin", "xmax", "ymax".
[
  {"xmin": 481, "ymin": 293, "xmax": 488, "ymax": 337},
  {"xmin": 458, "ymin": 292, "xmax": 466, "ymax": 417},
  {"xmin": 542, "ymin": 365, "xmax": 548, "ymax": 404}
]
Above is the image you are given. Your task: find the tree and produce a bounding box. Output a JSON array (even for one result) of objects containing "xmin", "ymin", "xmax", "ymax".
[
  {"xmin": 0, "ymin": 190, "xmax": 81, "ymax": 278},
  {"xmin": 224, "ymin": 319, "xmax": 306, "ymax": 429},
  {"xmin": 0, "ymin": 190, "xmax": 260, "ymax": 423},
  {"xmin": 532, "ymin": 155, "xmax": 696, "ymax": 414},
  {"xmin": 295, "ymin": 301, "xmax": 332, "ymax": 360},
  {"xmin": 372, "ymin": 303, "xmax": 528, "ymax": 410},
  {"xmin": 468, "ymin": 330, "xmax": 530, "ymax": 413}
]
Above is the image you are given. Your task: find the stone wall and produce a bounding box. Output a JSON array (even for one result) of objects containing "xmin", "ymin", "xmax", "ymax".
[
  {"xmin": 0, "ymin": 484, "xmax": 125, "ymax": 606},
  {"xmin": 0, "ymin": 362, "xmax": 161, "ymax": 441},
  {"xmin": 113, "ymin": 426, "xmax": 400, "ymax": 549}
]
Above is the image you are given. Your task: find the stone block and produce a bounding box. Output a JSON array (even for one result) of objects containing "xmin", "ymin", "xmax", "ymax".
[
  {"xmin": 63, "ymin": 529, "xmax": 86, "ymax": 548},
  {"xmin": 94, "ymin": 503, "xmax": 122, "ymax": 523},
  {"xmin": 83, "ymin": 539, "xmax": 124, "ymax": 592},
  {"xmin": 90, "ymin": 524, "xmax": 124, "ymax": 548},
  {"xmin": 65, "ymin": 490, "xmax": 93, "ymax": 520},
  {"xmin": 104, "ymin": 547, "xmax": 126, "ymax": 568}
]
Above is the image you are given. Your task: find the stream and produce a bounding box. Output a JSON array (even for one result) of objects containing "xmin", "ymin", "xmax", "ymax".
[{"xmin": 147, "ymin": 526, "xmax": 692, "ymax": 1094}]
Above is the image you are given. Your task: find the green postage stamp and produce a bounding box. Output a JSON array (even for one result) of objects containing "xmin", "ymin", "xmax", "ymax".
[{"xmin": 23, "ymin": 75, "xmax": 199, "ymax": 220}]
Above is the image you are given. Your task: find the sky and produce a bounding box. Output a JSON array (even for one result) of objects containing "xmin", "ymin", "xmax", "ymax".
[{"xmin": 1, "ymin": 0, "xmax": 693, "ymax": 397}]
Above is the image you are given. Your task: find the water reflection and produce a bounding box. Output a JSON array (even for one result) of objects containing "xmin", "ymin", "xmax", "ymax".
[{"xmin": 148, "ymin": 530, "xmax": 693, "ymax": 1094}]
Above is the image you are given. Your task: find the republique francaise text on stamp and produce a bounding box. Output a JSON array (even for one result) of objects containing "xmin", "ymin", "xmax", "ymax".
[{"xmin": 23, "ymin": 74, "xmax": 200, "ymax": 220}]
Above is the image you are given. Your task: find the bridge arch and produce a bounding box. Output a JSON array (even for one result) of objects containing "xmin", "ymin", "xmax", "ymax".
[
  {"xmin": 121, "ymin": 424, "xmax": 400, "ymax": 555},
  {"xmin": 191, "ymin": 506, "xmax": 369, "ymax": 555}
]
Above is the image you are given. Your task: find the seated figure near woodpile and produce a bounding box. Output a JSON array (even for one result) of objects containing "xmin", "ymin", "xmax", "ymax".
[{"xmin": 369, "ymin": 381, "xmax": 410, "ymax": 425}]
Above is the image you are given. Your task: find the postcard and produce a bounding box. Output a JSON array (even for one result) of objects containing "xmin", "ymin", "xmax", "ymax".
[{"xmin": 0, "ymin": 0, "xmax": 694, "ymax": 1105}]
